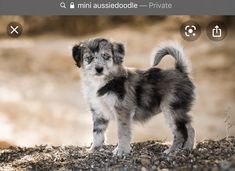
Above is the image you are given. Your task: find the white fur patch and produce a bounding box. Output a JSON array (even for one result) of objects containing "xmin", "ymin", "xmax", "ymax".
[{"xmin": 81, "ymin": 74, "xmax": 117, "ymax": 120}]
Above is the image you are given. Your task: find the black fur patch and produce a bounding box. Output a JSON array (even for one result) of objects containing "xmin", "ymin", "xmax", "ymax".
[
  {"xmin": 170, "ymin": 75, "xmax": 195, "ymax": 112},
  {"xmin": 175, "ymin": 119, "xmax": 189, "ymax": 146},
  {"xmin": 93, "ymin": 118, "xmax": 108, "ymax": 134},
  {"xmin": 72, "ymin": 45, "xmax": 83, "ymax": 68},
  {"xmin": 87, "ymin": 38, "xmax": 109, "ymax": 53},
  {"xmin": 94, "ymin": 118, "xmax": 108, "ymax": 127},
  {"xmin": 97, "ymin": 76, "xmax": 127, "ymax": 99},
  {"xmin": 176, "ymin": 63, "xmax": 187, "ymax": 73},
  {"xmin": 135, "ymin": 68, "xmax": 163, "ymax": 113},
  {"xmin": 93, "ymin": 128, "xmax": 103, "ymax": 134},
  {"xmin": 90, "ymin": 107, "xmax": 95, "ymax": 113},
  {"xmin": 112, "ymin": 42, "xmax": 125, "ymax": 64}
]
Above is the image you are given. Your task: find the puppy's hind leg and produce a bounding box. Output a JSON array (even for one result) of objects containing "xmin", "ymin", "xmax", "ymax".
[
  {"xmin": 162, "ymin": 108, "xmax": 184, "ymax": 153},
  {"xmin": 184, "ymin": 122, "xmax": 195, "ymax": 150},
  {"xmin": 89, "ymin": 108, "xmax": 109, "ymax": 151},
  {"xmin": 173, "ymin": 110, "xmax": 195, "ymax": 151},
  {"xmin": 162, "ymin": 106, "xmax": 194, "ymax": 153}
]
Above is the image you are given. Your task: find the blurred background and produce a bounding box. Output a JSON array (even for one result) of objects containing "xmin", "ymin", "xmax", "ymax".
[{"xmin": 0, "ymin": 16, "xmax": 234, "ymax": 148}]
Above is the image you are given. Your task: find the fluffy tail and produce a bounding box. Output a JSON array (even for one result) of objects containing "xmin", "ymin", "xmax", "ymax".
[{"xmin": 152, "ymin": 43, "xmax": 190, "ymax": 73}]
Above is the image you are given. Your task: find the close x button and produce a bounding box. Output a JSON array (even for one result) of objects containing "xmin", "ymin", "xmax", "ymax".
[{"xmin": 7, "ymin": 22, "xmax": 23, "ymax": 38}]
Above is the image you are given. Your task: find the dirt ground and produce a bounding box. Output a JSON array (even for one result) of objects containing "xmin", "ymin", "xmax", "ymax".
[
  {"xmin": 0, "ymin": 137, "xmax": 234, "ymax": 170},
  {"xmin": 0, "ymin": 16, "xmax": 234, "ymax": 148}
]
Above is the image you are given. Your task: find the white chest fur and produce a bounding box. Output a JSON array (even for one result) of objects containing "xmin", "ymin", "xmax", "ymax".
[{"xmin": 81, "ymin": 76, "xmax": 117, "ymax": 120}]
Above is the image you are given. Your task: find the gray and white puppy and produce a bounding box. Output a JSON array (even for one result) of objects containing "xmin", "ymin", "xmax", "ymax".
[{"xmin": 72, "ymin": 38, "xmax": 195, "ymax": 156}]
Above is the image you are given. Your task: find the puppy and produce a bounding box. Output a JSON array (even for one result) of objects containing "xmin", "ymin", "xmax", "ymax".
[{"xmin": 72, "ymin": 38, "xmax": 195, "ymax": 156}]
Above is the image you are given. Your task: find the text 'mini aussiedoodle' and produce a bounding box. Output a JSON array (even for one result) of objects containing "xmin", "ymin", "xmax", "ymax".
[{"xmin": 72, "ymin": 38, "xmax": 195, "ymax": 156}]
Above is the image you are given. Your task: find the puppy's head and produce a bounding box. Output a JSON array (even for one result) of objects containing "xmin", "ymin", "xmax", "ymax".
[{"xmin": 72, "ymin": 38, "xmax": 125, "ymax": 77}]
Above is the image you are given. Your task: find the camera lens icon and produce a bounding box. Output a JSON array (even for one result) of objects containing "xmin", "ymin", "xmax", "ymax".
[
  {"xmin": 185, "ymin": 25, "xmax": 196, "ymax": 37},
  {"xmin": 180, "ymin": 21, "xmax": 201, "ymax": 41}
]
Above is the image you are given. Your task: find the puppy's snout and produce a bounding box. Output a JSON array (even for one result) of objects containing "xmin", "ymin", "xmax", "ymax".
[{"xmin": 95, "ymin": 66, "xmax": 103, "ymax": 74}]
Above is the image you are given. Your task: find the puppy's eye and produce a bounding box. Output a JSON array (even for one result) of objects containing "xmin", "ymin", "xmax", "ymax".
[
  {"xmin": 102, "ymin": 53, "xmax": 111, "ymax": 60},
  {"xmin": 84, "ymin": 56, "xmax": 93, "ymax": 64}
]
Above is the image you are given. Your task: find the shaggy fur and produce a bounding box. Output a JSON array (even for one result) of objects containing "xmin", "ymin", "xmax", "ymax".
[{"xmin": 72, "ymin": 38, "xmax": 195, "ymax": 156}]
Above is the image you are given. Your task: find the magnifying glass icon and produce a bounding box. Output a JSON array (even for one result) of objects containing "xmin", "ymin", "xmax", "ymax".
[{"xmin": 60, "ymin": 2, "xmax": 66, "ymax": 8}]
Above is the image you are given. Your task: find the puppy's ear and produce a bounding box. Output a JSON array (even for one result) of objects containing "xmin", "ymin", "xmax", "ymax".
[
  {"xmin": 72, "ymin": 44, "xmax": 83, "ymax": 68},
  {"xmin": 112, "ymin": 42, "xmax": 125, "ymax": 64}
]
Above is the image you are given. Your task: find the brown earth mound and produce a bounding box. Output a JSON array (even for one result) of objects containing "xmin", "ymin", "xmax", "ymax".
[{"xmin": 0, "ymin": 137, "xmax": 234, "ymax": 171}]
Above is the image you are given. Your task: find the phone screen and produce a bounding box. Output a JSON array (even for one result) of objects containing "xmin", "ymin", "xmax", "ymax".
[{"xmin": 0, "ymin": 0, "xmax": 234, "ymax": 170}]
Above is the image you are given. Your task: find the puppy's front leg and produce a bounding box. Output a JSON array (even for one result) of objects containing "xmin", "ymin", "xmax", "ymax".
[
  {"xmin": 113, "ymin": 111, "xmax": 132, "ymax": 156},
  {"xmin": 89, "ymin": 108, "xmax": 109, "ymax": 151}
]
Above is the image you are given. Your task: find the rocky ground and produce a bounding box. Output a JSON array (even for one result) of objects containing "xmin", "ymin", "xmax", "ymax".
[{"xmin": 0, "ymin": 137, "xmax": 234, "ymax": 171}]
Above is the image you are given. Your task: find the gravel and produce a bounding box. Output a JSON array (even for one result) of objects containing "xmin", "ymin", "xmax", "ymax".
[{"xmin": 0, "ymin": 137, "xmax": 234, "ymax": 171}]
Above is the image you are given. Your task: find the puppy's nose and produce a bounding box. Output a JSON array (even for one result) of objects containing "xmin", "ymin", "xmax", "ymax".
[{"xmin": 95, "ymin": 67, "xmax": 103, "ymax": 74}]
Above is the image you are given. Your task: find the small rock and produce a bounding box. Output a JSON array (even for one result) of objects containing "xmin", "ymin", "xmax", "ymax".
[
  {"xmin": 140, "ymin": 158, "xmax": 151, "ymax": 166},
  {"xmin": 141, "ymin": 166, "xmax": 147, "ymax": 171}
]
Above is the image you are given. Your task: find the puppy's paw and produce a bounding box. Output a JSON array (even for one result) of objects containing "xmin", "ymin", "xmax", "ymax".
[
  {"xmin": 164, "ymin": 147, "xmax": 181, "ymax": 154},
  {"xmin": 163, "ymin": 148, "xmax": 172, "ymax": 154},
  {"xmin": 87, "ymin": 144, "xmax": 100, "ymax": 153},
  {"xmin": 112, "ymin": 145, "xmax": 130, "ymax": 156}
]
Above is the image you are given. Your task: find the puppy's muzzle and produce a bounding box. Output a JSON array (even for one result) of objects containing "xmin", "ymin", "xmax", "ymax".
[{"xmin": 95, "ymin": 66, "xmax": 103, "ymax": 75}]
